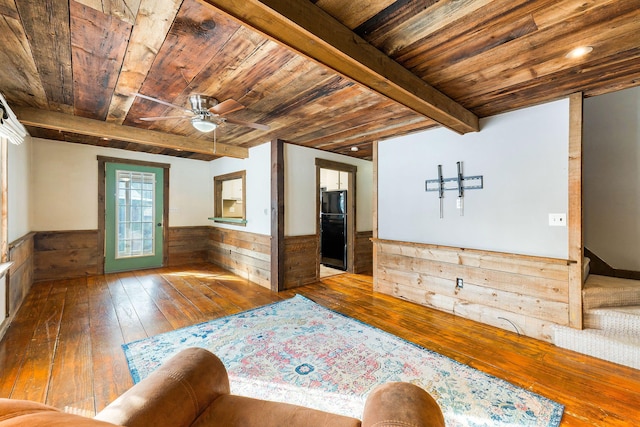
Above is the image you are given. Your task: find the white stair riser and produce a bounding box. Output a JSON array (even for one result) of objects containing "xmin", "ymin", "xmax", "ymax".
[
  {"xmin": 553, "ymin": 326, "xmax": 640, "ymax": 370},
  {"xmin": 571, "ymin": 276, "xmax": 640, "ymax": 370},
  {"xmin": 584, "ymin": 311, "xmax": 640, "ymax": 334}
]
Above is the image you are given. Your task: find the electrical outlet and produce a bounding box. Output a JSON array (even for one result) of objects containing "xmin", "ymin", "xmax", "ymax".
[
  {"xmin": 548, "ymin": 213, "xmax": 567, "ymax": 227},
  {"xmin": 456, "ymin": 277, "xmax": 463, "ymax": 289}
]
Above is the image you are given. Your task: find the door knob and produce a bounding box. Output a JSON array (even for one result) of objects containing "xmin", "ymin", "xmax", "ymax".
[{"xmin": 157, "ymin": 223, "xmax": 162, "ymax": 226}]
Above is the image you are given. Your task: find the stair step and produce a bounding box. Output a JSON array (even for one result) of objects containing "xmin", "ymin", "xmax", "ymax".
[
  {"xmin": 583, "ymin": 275, "xmax": 640, "ymax": 309},
  {"xmin": 585, "ymin": 306, "xmax": 640, "ymax": 333},
  {"xmin": 553, "ymin": 326, "xmax": 640, "ymax": 370}
]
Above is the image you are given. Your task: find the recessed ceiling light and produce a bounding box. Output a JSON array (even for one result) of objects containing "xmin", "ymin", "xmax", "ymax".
[{"xmin": 565, "ymin": 46, "xmax": 593, "ymax": 59}]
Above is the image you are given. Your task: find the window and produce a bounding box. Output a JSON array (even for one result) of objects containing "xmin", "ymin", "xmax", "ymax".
[
  {"xmin": 116, "ymin": 169, "xmax": 156, "ymax": 258},
  {"xmin": 213, "ymin": 171, "xmax": 246, "ymax": 225}
]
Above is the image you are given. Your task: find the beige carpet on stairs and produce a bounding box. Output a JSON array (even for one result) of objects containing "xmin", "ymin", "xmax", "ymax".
[{"xmin": 553, "ymin": 274, "xmax": 640, "ymax": 370}]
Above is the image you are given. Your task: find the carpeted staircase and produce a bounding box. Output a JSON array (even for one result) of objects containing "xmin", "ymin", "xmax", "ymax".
[{"xmin": 553, "ymin": 275, "xmax": 640, "ymax": 370}]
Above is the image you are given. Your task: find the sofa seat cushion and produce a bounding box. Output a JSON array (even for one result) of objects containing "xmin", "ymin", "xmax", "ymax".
[
  {"xmin": 0, "ymin": 399, "xmax": 116, "ymax": 427},
  {"xmin": 192, "ymin": 394, "xmax": 362, "ymax": 427}
]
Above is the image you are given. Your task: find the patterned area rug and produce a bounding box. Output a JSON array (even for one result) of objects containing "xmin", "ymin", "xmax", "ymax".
[{"xmin": 123, "ymin": 295, "xmax": 563, "ymax": 427}]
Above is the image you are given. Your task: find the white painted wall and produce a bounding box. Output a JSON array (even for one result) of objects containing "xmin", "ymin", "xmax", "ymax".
[
  {"xmin": 31, "ymin": 138, "xmax": 212, "ymax": 230},
  {"xmin": 285, "ymin": 143, "xmax": 373, "ymax": 236},
  {"xmin": 583, "ymin": 86, "xmax": 640, "ymax": 270},
  {"xmin": 28, "ymin": 138, "xmax": 371, "ymax": 239},
  {"xmin": 379, "ymin": 98, "xmax": 570, "ymax": 259},
  {"xmin": 8, "ymin": 135, "xmax": 31, "ymax": 242},
  {"xmin": 209, "ymin": 142, "xmax": 271, "ymax": 235}
]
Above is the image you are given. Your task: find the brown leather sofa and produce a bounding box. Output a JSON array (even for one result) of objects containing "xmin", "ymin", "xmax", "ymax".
[{"xmin": 0, "ymin": 347, "xmax": 445, "ymax": 427}]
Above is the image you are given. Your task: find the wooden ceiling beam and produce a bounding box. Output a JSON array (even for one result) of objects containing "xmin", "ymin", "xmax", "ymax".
[
  {"xmin": 14, "ymin": 107, "xmax": 248, "ymax": 159},
  {"xmin": 200, "ymin": 0, "xmax": 480, "ymax": 134}
]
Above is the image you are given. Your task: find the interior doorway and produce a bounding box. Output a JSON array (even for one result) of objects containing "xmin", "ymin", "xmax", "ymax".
[{"xmin": 315, "ymin": 159, "xmax": 356, "ymax": 278}]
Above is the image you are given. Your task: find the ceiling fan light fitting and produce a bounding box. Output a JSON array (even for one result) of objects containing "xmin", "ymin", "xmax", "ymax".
[{"xmin": 191, "ymin": 117, "xmax": 218, "ymax": 132}]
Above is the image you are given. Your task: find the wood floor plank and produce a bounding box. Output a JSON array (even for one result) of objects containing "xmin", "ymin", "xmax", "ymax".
[
  {"xmin": 46, "ymin": 278, "xmax": 94, "ymax": 413},
  {"xmin": 8, "ymin": 340, "xmax": 57, "ymax": 402},
  {"xmin": 0, "ymin": 281, "xmax": 53, "ymax": 397},
  {"xmin": 88, "ymin": 275, "xmax": 122, "ymax": 332},
  {"xmin": 8, "ymin": 281, "xmax": 67, "ymax": 402},
  {"xmin": 201, "ymin": 274, "xmax": 281, "ymax": 310},
  {"xmin": 46, "ymin": 334, "xmax": 93, "ymax": 413},
  {"xmin": 102, "ymin": 275, "xmax": 146, "ymax": 343},
  {"xmin": 133, "ymin": 269, "xmax": 203, "ymax": 329},
  {"xmin": 31, "ymin": 284, "xmax": 67, "ymax": 343},
  {"xmin": 87, "ymin": 275, "xmax": 133, "ymax": 412},
  {"xmin": 3, "ymin": 281, "xmax": 54, "ymax": 339},
  {"xmin": 115, "ymin": 271, "xmax": 172, "ymax": 337},
  {"xmin": 159, "ymin": 270, "xmax": 228, "ymax": 318},
  {"xmin": 187, "ymin": 276, "xmax": 248, "ymax": 316},
  {"xmin": 0, "ymin": 263, "xmax": 638, "ymax": 425}
]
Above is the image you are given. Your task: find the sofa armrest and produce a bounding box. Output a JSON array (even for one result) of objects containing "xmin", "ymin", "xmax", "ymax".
[
  {"xmin": 0, "ymin": 399, "xmax": 117, "ymax": 427},
  {"xmin": 361, "ymin": 382, "xmax": 445, "ymax": 427},
  {"xmin": 95, "ymin": 348, "xmax": 230, "ymax": 427}
]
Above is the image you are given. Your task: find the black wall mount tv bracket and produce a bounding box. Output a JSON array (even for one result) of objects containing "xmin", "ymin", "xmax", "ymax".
[{"xmin": 425, "ymin": 161, "xmax": 483, "ymax": 218}]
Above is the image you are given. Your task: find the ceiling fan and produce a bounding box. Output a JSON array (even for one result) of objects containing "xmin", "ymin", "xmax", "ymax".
[{"xmin": 132, "ymin": 93, "xmax": 270, "ymax": 133}]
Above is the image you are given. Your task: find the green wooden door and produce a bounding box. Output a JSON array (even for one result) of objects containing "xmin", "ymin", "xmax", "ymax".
[{"xmin": 105, "ymin": 163, "xmax": 164, "ymax": 273}]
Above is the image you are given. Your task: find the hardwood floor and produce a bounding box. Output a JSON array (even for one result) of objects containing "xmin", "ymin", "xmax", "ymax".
[{"xmin": 0, "ymin": 263, "xmax": 638, "ymax": 425}]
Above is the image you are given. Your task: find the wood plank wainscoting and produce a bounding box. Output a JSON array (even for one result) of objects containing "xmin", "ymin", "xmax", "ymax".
[
  {"xmin": 283, "ymin": 231, "xmax": 373, "ymax": 290},
  {"xmin": 167, "ymin": 226, "xmax": 209, "ymax": 266},
  {"xmin": 2, "ymin": 233, "xmax": 35, "ymax": 338},
  {"xmin": 29, "ymin": 228, "xmax": 272, "ymax": 287},
  {"xmin": 373, "ymin": 238, "xmax": 571, "ymax": 342},
  {"xmin": 34, "ymin": 230, "xmax": 100, "ymax": 281},
  {"xmin": 27, "ymin": 227, "xmax": 370, "ymax": 292},
  {"xmin": 208, "ymin": 227, "xmax": 271, "ymax": 289},
  {"xmin": 33, "ymin": 227, "xmax": 214, "ymax": 282},
  {"xmin": 283, "ymin": 235, "xmax": 317, "ymax": 290},
  {"xmin": 355, "ymin": 231, "xmax": 373, "ymax": 274}
]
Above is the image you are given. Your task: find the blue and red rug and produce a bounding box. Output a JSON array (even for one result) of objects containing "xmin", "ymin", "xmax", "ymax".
[{"xmin": 122, "ymin": 294, "xmax": 563, "ymax": 427}]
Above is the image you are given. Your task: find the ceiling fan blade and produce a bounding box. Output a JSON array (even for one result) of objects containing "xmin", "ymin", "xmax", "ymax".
[
  {"xmin": 131, "ymin": 92, "xmax": 191, "ymax": 113},
  {"xmin": 210, "ymin": 99, "xmax": 245, "ymax": 115},
  {"xmin": 225, "ymin": 117, "xmax": 270, "ymax": 131},
  {"xmin": 139, "ymin": 115, "xmax": 193, "ymax": 121}
]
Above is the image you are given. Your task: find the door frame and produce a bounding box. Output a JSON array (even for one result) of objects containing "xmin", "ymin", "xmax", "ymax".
[
  {"xmin": 315, "ymin": 158, "xmax": 357, "ymax": 276},
  {"xmin": 97, "ymin": 156, "xmax": 170, "ymax": 274}
]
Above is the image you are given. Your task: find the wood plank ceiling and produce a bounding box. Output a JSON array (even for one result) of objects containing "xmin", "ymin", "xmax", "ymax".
[{"xmin": 0, "ymin": 0, "xmax": 638, "ymax": 161}]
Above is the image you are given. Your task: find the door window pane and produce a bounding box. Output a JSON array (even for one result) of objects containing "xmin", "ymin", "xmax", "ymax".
[{"xmin": 115, "ymin": 170, "xmax": 156, "ymax": 259}]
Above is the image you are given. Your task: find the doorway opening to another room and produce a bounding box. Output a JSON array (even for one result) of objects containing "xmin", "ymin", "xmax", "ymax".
[{"xmin": 315, "ymin": 159, "xmax": 356, "ymax": 279}]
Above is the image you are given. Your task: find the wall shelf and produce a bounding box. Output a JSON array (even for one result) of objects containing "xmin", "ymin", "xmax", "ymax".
[{"xmin": 208, "ymin": 217, "xmax": 248, "ymax": 225}]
